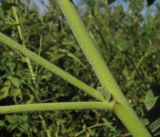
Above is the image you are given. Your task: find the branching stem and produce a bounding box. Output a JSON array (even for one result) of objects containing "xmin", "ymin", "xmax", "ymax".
[
  {"xmin": 56, "ymin": 1, "xmax": 151, "ymax": 136},
  {"xmin": 0, "ymin": 32, "xmax": 105, "ymax": 101}
]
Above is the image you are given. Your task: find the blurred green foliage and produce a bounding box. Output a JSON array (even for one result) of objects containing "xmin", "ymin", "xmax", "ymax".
[{"xmin": 0, "ymin": 0, "xmax": 160, "ymax": 136}]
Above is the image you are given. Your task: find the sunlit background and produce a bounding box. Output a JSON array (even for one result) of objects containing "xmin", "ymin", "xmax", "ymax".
[{"xmin": 21, "ymin": 0, "xmax": 160, "ymax": 17}]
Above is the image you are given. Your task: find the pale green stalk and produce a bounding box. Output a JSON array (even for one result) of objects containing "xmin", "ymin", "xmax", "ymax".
[
  {"xmin": 39, "ymin": 115, "xmax": 52, "ymax": 137},
  {"xmin": 0, "ymin": 102, "xmax": 114, "ymax": 114},
  {"xmin": 12, "ymin": 3, "xmax": 36, "ymax": 83},
  {"xmin": 56, "ymin": 0, "xmax": 151, "ymax": 136},
  {"xmin": 0, "ymin": 33, "xmax": 104, "ymax": 101},
  {"xmin": 12, "ymin": 4, "xmax": 23, "ymax": 40}
]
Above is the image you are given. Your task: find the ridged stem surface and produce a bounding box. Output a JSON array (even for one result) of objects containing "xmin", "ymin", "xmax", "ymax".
[
  {"xmin": 0, "ymin": 102, "xmax": 114, "ymax": 114},
  {"xmin": 0, "ymin": 33, "xmax": 104, "ymax": 101},
  {"xmin": 56, "ymin": 1, "xmax": 151, "ymax": 136}
]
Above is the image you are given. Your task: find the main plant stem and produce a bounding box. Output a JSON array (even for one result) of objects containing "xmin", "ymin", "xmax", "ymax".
[
  {"xmin": 56, "ymin": 0, "xmax": 151, "ymax": 136},
  {"xmin": 0, "ymin": 102, "xmax": 114, "ymax": 114}
]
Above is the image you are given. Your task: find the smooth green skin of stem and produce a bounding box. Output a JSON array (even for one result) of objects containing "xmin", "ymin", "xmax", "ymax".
[
  {"xmin": 0, "ymin": 33, "xmax": 104, "ymax": 101},
  {"xmin": 57, "ymin": 1, "xmax": 151, "ymax": 137},
  {"xmin": 0, "ymin": 102, "xmax": 114, "ymax": 114}
]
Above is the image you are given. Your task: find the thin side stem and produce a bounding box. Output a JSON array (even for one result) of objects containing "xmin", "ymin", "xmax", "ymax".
[
  {"xmin": 12, "ymin": 2, "xmax": 36, "ymax": 83},
  {"xmin": 0, "ymin": 32, "xmax": 105, "ymax": 101},
  {"xmin": 0, "ymin": 102, "xmax": 114, "ymax": 114},
  {"xmin": 56, "ymin": 1, "xmax": 151, "ymax": 137}
]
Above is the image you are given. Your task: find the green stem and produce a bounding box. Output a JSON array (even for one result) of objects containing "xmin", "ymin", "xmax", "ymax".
[
  {"xmin": 57, "ymin": 0, "xmax": 125, "ymax": 105},
  {"xmin": 12, "ymin": 2, "xmax": 36, "ymax": 83},
  {"xmin": 12, "ymin": 3, "xmax": 23, "ymax": 40},
  {"xmin": 39, "ymin": 115, "xmax": 52, "ymax": 137},
  {"xmin": 56, "ymin": 1, "xmax": 151, "ymax": 137},
  {"xmin": 0, "ymin": 102, "xmax": 114, "ymax": 114},
  {"xmin": 0, "ymin": 32, "xmax": 104, "ymax": 101}
]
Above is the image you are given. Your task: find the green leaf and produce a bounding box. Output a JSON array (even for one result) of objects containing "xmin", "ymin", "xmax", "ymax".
[
  {"xmin": 8, "ymin": 76, "xmax": 20, "ymax": 87},
  {"xmin": 0, "ymin": 81, "xmax": 10, "ymax": 100},
  {"xmin": 144, "ymin": 89, "xmax": 158, "ymax": 111},
  {"xmin": 149, "ymin": 117, "xmax": 160, "ymax": 133},
  {"xmin": 0, "ymin": 6, "xmax": 4, "ymax": 19},
  {"xmin": 0, "ymin": 120, "xmax": 5, "ymax": 127}
]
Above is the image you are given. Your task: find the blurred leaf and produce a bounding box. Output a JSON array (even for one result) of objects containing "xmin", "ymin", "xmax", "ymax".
[
  {"xmin": 144, "ymin": 90, "xmax": 158, "ymax": 111},
  {"xmin": 0, "ymin": 120, "xmax": 5, "ymax": 127},
  {"xmin": 0, "ymin": 81, "xmax": 10, "ymax": 100},
  {"xmin": 0, "ymin": 6, "xmax": 4, "ymax": 19},
  {"xmin": 149, "ymin": 117, "xmax": 160, "ymax": 133},
  {"xmin": 8, "ymin": 76, "xmax": 20, "ymax": 87}
]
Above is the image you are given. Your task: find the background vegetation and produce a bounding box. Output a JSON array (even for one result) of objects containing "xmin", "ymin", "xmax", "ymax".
[{"xmin": 0, "ymin": 0, "xmax": 160, "ymax": 136}]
